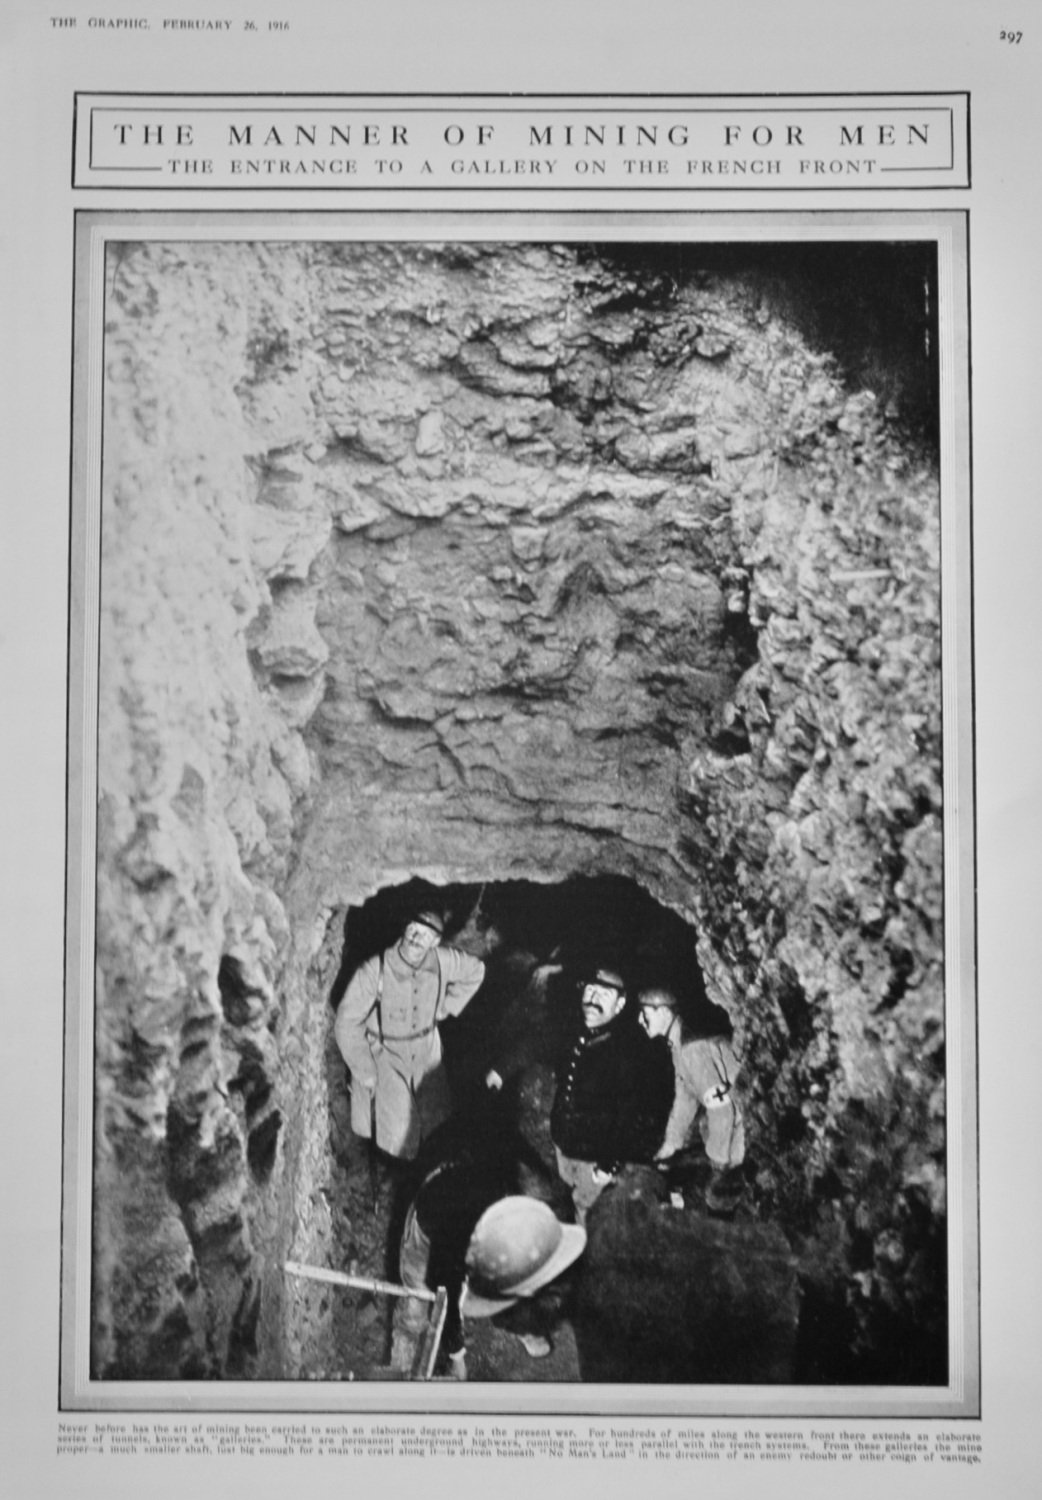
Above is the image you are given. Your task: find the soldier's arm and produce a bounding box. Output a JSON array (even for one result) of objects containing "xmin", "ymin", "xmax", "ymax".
[
  {"xmin": 698, "ymin": 1038, "xmax": 745, "ymax": 1167},
  {"xmin": 658, "ymin": 1038, "xmax": 733, "ymax": 1154},
  {"xmin": 658, "ymin": 1069, "xmax": 701, "ymax": 1158},
  {"xmin": 697, "ymin": 1037, "xmax": 741, "ymax": 1108},
  {"xmin": 333, "ymin": 957, "xmax": 381, "ymax": 1085},
  {"xmin": 437, "ymin": 947, "xmax": 486, "ymax": 1018}
]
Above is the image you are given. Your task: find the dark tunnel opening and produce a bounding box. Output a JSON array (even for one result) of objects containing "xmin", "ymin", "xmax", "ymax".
[
  {"xmin": 329, "ymin": 874, "xmax": 737, "ymax": 1154},
  {"xmin": 331, "ymin": 874, "xmax": 728, "ymax": 1029},
  {"xmin": 577, "ymin": 239, "xmax": 940, "ymax": 447}
]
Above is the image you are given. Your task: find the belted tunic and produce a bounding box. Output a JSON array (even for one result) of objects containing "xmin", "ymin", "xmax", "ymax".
[{"xmin": 334, "ymin": 942, "xmax": 485, "ymax": 1160}]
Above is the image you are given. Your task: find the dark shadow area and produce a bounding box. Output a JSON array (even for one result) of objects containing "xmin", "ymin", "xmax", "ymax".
[
  {"xmin": 576, "ymin": 240, "xmax": 940, "ymax": 448},
  {"xmin": 330, "ymin": 873, "xmax": 725, "ymax": 1035},
  {"xmin": 574, "ymin": 1166, "xmax": 799, "ymax": 1383}
]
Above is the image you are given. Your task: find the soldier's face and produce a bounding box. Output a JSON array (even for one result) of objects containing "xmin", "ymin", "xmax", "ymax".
[
  {"xmin": 581, "ymin": 983, "xmax": 625, "ymax": 1030},
  {"xmin": 399, "ymin": 921, "xmax": 440, "ymax": 965},
  {"xmin": 639, "ymin": 1003, "xmax": 673, "ymax": 1039}
]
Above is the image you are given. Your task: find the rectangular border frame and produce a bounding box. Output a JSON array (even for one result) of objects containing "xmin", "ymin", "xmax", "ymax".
[
  {"xmin": 62, "ymin": 208, "xmax": 976, "ymax": 1418},
  {"xmin": 70, "ymin": 92, "xmax": 971, "ymax": 191}
]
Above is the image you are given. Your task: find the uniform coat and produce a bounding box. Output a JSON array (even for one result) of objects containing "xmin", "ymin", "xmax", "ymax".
[
  {"xmin": 334, "ymin": 942, "xmax": 485, "ymax": 1159},
  {"xmin": 659, "ymin": 1021, "xmax": 745, "ymax": 1168},
  {"xmin": 550, "ymin": 1013, "xmax": 673, "ymax": 1175}
]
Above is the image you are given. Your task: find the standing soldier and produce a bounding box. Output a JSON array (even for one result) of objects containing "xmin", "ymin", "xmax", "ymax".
[
  {"xmin": 548, "ymin": 967, "xmax": 674, "ymax": 1224},
  {"xmin": 334, "ymin": 909, "xmax": 485, "ymax": 1161},
  {"xmin": 637, "ymin": 986, "xmax": 746, "ymax": 1211}
]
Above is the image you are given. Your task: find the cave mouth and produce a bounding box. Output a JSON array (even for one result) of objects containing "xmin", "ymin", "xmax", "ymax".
[
  {"xmin": 330, "ymin": 873, "xmax": 735, "ymax": 1114},
  {"xmin": 334, "ymin": 873, "xmax": 719, "ymax": 1018},
  {"xmin": 320, "ymin": 873, "xmax": 778, "ymax": 1384}
]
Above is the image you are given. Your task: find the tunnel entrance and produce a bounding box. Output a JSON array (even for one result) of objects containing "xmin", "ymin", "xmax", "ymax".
[
  {"xmin": 330, "ymin": 873, "xmax": 733, "ymax": 1155},
  {"xmin": 334, "ymin": 873, "xmax": 727, "ymax": 1030},
  {"xmin": 317, "ymin": 873, "xmax": 800, "ymax": 1384}
]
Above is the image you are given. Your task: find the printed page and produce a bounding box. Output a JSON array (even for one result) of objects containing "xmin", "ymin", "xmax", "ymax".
[{"xmin": 1, "ymin": 2, "xmax": 1038, "ymax": 1496}]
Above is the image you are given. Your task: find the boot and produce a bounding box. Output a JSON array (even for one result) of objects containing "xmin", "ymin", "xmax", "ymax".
[{"xmin": 704, "ymin": 1167, "xmax": 745, "ymax": 1216}]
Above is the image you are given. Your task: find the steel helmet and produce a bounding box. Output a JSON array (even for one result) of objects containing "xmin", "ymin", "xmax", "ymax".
[
  {"xmin": 460, "ymin": 1197, "xmax": 586, "ymax": 1318},
  {"xmin": 638, "ymin": 986, "xmax": 678, "ymax": 1010}
]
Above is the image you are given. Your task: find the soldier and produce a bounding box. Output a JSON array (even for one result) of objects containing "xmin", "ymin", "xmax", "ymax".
[
  {"xmin": 394, "ymin": 1121, "xmax": 587, "ymax": 1380},
  {"xmin": 637, "ymin": 986, "xmax": 746, "ymax": 1212},
  {"xmin": 549, "ymin": 967, "xmax": 674, "ymax": 1225},
  {"xmin": 334, "ymin": 909, "xmax": 485, "ymax": 1161}
]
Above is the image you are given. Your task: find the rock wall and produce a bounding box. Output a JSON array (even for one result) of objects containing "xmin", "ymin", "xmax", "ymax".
[
  {"xmin": 92, "ymin": 237, "xmax": 943, "ymax": 1381},
  {"xmin": 94, "ymin": 243, "xmax": 332, "ymax": 1376},
  {"xmin": 297, "ymin": 243, "xmax": 746, "ymax": 906},
  {"xmin": 682, "ymin": 383, "xmax": 945, "ymax": 1380}
]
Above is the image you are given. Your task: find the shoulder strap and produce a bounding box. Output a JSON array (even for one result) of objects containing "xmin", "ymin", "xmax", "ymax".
[
  {"xmin": 373, "ymin": 953, "xmax": 384, "ymax": 1044},
  {"xmin": 432, "ymin": 947, "xmax": 444, "ymax": 1021}
]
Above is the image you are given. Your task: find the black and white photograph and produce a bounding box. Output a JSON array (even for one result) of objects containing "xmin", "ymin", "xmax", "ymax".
[
  {"xmin": 61, "ymin": 217, "xmax": 975, "ymax": 1413},
  {"xmin": 7, "ymin": 1, "xmax": 1042, "ymax": 1493}
]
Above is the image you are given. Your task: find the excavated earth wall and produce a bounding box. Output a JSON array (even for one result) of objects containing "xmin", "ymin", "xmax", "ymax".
[{"xmin": 92, "ymin": 238, "xmax": 943, "ymax": 1382}]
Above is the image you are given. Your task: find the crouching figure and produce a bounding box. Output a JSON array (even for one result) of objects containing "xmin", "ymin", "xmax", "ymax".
[{"xmin": 394, "ymin": 1127, "xmax": 587, "ymax": 1380}]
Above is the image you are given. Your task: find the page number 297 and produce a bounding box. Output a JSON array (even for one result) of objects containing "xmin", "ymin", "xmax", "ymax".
[{"xmin": 1000, "ymin": 29, "xmax": 1023, "ymax": 43}]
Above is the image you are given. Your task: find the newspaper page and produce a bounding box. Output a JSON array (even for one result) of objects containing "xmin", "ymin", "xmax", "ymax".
[{"xmin": 1, "ymin": 1, "xmax": 1038, "ymax": 1496}]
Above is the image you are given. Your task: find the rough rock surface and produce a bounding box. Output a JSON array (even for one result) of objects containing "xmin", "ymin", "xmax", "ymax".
[
  {"xmin": 92, "ymin": 239, "xmax": 943, "ymax": 1382},
  {"xmin": 576, "ymin": 1166, "xmax": 799, "ymax": 1383}
]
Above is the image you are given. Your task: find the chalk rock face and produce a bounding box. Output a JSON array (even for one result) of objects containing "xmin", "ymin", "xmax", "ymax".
[
  {"xmin": 94, "ymin": 243, "xmax": 328, "ymax": 1377},
  {"xmin": 92, "ymin": 239, "xmax": 943, "ymax": 1380}
]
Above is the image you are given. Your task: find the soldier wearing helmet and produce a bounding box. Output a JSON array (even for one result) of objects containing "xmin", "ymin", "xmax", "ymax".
[
  {"xmin": 393, "ymin": 1123, "xmax": 586, "ymax": 1380},
  {"xmin": 334, "ymin": 908, "xmax": 486, "ymax": 1161},
  {"xmin": 549, "ymin": 967, "xmax": 674, "ymax": 1224}
]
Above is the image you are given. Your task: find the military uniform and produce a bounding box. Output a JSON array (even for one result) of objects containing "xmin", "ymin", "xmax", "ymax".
[
  {"xmin": 394, "ymin": 1120, "xmax": 578, "ymax": 1369},
  {"xmin": 660, "ymin": 1023, "xmax": 745, "ymax": 1168},
  {"xmin": 334, "ymin": 942, "xmax": 485, "ymax": 1159},
  {"xmin": 550, "ymin": 1014, "xmax": 673, "ymax": 1220}
]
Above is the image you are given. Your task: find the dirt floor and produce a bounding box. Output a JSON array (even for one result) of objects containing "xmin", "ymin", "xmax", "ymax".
[
  {"xmin": 325, "ymin": 1152, "xmax": 400, "ymax": 1379},
  {"xmin": 466, "ymin": 1314, "xmax": 581, "ymax": 1382}
]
